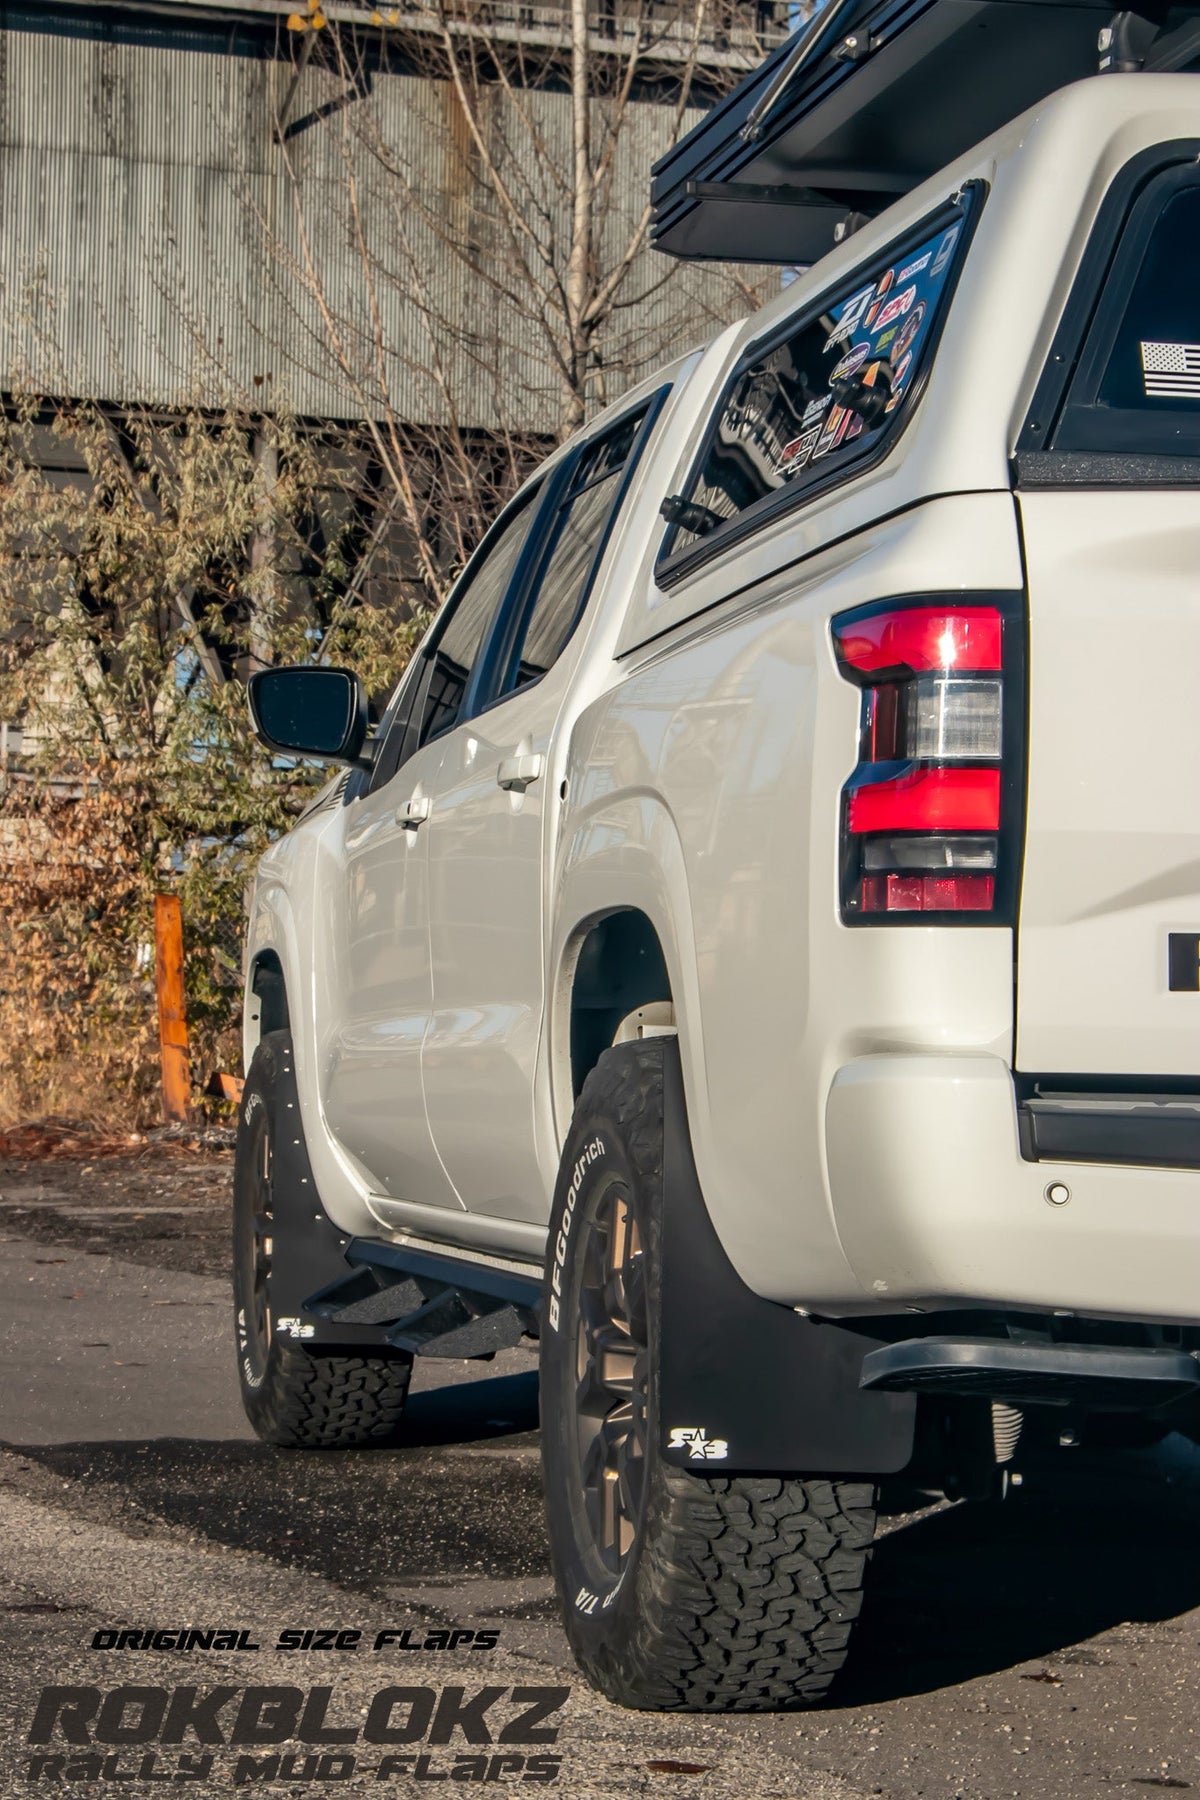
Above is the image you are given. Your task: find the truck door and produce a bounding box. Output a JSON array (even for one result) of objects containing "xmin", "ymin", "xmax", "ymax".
[
  {"xmin": 320, "ymin": 485, "xmax": 543, "ymax": 1206},
  {"xmin": 421, "ymin": 403, "xmax": 657, "ymax": 1224},
  {"xmin": 1015, "ymin": 157, "xmax": 1200, "ymax": 1081}
]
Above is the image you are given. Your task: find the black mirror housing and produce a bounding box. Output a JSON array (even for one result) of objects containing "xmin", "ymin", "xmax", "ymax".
[{"xmin": 247, "ymin": 666, "xmax": 373, "ymax": 768}]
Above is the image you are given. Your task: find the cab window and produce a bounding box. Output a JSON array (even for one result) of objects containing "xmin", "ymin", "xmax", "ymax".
[
  {"xmin": 500, "ymin": 409, "xmax": 646, "ymax": 696},
  {"xmin": 369, "ymin": 486, "xmax": 540, "ymax": 787}
]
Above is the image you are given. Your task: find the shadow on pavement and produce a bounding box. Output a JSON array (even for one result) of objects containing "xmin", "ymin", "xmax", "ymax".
[
  {"xmin": 12, "ymin": 1396, "xmax": 1200, "ymax": 1707},
  {"xmin": 839, "ymin": 1435, "xmax": 1200, "ymax": 1705},
  {"xmin": 9, "ymin": 1372, "xmax": 549, "ymax": 1595},
  {"xmin": 400, "ymin": 1370, "xmax": 539, "ymax": 1447}
]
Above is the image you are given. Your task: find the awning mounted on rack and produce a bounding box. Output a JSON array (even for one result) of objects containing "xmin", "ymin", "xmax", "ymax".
[{"xmin": 650, "ymin": 0, "xmax": 1200, "ymax": 265}]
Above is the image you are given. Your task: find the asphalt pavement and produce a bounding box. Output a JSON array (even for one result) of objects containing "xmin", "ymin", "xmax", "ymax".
[{"xmin": 2, "ymin": 1189, "xmax": 1200, "ymax": 1800}]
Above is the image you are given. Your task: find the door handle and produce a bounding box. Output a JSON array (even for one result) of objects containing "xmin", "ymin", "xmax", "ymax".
[
  {"xmin": 395, "ymin": 796, "xmax": 431, "ymax": 829},
  {"xmin": 497, "ymin": 753, "xmax": 544, "ymax": 792}
]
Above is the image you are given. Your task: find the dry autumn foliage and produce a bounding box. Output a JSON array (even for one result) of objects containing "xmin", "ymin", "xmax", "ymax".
[{"xmin": 0, "ymin": 396, "xmax": 423, "ymax": 1127}]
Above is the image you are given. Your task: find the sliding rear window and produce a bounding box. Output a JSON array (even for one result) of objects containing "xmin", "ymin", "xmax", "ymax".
[{"xmin": 657, "ymin": 186, "xmax": 980, "ymax": 580}]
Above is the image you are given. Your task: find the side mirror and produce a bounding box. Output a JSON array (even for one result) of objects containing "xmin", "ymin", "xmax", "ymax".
[{"xmin": 247, "ymin": 666, "xmax": 373, "ymax": 768}]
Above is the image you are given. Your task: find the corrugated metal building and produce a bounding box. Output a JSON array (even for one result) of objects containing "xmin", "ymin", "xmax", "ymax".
[{"xmin": 0, "ymin": 0, "xmax": 785, "ymax": 431}]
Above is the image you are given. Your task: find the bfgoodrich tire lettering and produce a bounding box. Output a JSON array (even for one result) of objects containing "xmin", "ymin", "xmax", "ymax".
[
  {"xmin": 232, "ymin": 1030, "xmax": 413, "ymax": 1449},
  {"xmin": 540, "ymin": 1039, "xmax": 878, "ymax": 1710}
]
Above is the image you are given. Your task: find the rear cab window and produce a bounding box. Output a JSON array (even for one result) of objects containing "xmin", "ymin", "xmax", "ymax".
[
  {"xmin": 1054, "ymin": 173, "xmax": 1200, "ymax": 456},
  {"xmin": 657, "ymin": 186, "xmax": 980, "ymax": 579},
  {"xmin": 1018, "ymin": 142, "xmax": 1200, "ymax": 469}
]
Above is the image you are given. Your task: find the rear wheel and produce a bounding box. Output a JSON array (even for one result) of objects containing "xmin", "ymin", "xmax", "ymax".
[
  {"xmin": 540, "ymin": 1039, "xmax": 878, "ymax": 1711},
  {"xmin": 233, "ymin": 1031, "xmax": 413, "ymax": 1449}
]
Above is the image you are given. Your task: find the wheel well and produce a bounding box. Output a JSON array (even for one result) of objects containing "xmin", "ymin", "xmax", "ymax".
[
  {"xmin": 250, "ymin": 952, "xmax": 289, "ymax": 1039},
  {"xmin": 568, "ymin": 910, "xmax": 672, "ymax": 1097}
]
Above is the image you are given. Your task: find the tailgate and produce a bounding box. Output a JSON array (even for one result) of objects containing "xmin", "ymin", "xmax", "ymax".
[{"xmin": 1016, "ymin": 489, "xmax": 1200, "ymax": 1077}]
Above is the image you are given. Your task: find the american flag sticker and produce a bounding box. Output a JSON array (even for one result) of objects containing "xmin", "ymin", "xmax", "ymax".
[{"xmin": 1140, "ymin": 341, "xmax": 1200, "ymax": 398}]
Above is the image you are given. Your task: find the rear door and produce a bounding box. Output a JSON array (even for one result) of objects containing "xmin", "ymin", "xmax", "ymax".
[
  {"xmin": 1015, "ymin": 155, "xmax": 1200, "ymax": 1076},
  {"xmin": 320, "ymin": 483, "xmax": 543, "ymax": 1203}
]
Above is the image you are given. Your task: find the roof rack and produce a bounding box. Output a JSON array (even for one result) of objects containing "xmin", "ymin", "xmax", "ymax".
[{"xmin": 651, "ymin": 0, "xmax": 1200, "ymax": 264}]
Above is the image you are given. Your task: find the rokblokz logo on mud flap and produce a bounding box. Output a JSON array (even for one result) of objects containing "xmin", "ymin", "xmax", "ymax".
[{"xmin": 25, "ymin": 1684, "xmax": 569, "ymax": 1785}]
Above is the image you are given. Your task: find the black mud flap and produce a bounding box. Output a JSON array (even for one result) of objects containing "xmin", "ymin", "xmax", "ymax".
[
  {"xmin": 658, "ymin": 1041, "xmax": 916, "ymax": 1476},
  {"xmin": 255, "ymin": 1037, "xmax": 387, "ymax": 1352}
]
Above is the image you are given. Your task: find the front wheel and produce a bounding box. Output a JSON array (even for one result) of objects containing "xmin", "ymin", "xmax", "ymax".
[
  {"xmin": 233, "ymin": 1030, "xmax": 413, "ymax": 1449},
  {"xmin": 539, "ymin": 1039, "xmax": 877, "ymax": 1711}
]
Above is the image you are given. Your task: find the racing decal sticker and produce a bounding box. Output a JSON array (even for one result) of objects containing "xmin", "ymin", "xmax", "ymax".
[
  {"xmin": 884, "ymin": 351, "xmax": 913, "ymax": 412},
  {"xmin": 1140, "ymin": 341, "xmax": 1200, "ymax": 397},
  {"xmin": 830, "ymin": 340, "xmax": 872, "ymax": 384},
  {"xmin": 823, "ymin": 282, "xmax": 876, "ymax": 351},
  {"xmin": 779, "ymin": 424, "xmax": 823, "ymax": 475},
  {"xmin": 889, "ymin": 301, "xmax": 926, "ymax": 364},
  {"xmin": 863, "ymin": 267, "xmax": 896, "ymax": 332},
  {"xmin": 667, "ymin": 1427, "xmax": 729, "ymax": 1461},
  {"xmin": 811, "ymin": 404, "xmax": 843, "ymax": 459},
  {"xmin": 801, "ymin": 393, "xmax": 832, "ymax": 428},
  {"xmin": 931, "ymin": 224, "xmax": 961, "ymax": 278},
  {"xmin": 812, "ymin": 402, "xmax": 854, "ymax": 460},
  {"xmin": 898, "ymin": 251, "xmax": 931, "ymax": 282},
  {"xmin": 872, "ymin": 284, "xmax": 917, "ymax": 334}
]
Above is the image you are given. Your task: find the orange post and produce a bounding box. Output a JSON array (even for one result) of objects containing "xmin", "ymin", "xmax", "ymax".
[{"xmin": 154, "ymin": 894, "xmax": 191, "ymax": 1123}]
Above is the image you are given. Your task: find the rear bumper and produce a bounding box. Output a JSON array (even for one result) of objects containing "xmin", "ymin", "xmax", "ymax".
[{"xmin": 826, "ymin": 1055, "xmax": 1200, "ymax": 1324}]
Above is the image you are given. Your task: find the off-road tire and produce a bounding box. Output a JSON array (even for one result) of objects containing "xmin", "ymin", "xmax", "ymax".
[
  {"xmin": 233, "ymin": 1030, "xmax": 413, "ymax": 1449},
  {"xmin": 540, "ymin": 1038, "xmax": 877, "ymax": 1711}
]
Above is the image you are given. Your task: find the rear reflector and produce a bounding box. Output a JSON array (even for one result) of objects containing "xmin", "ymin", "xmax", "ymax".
[{"xmin": 860, "ymin": 874, "xmax": 996, "ymax": 913}]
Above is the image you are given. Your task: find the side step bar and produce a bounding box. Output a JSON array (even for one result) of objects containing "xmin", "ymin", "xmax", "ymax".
[
  {"xmin": 305, "ymin": 1238, "xmax": 542, "ymax": 1360},
  {"xmin": 860, "ymin": 1337, "xmax": 1200, "ymax": 1410}
]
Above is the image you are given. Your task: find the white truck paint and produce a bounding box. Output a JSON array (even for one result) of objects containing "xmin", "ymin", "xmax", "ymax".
[{"xmin": 245, "ymin": 77, "xmax": 1200, "ymax": 1328}]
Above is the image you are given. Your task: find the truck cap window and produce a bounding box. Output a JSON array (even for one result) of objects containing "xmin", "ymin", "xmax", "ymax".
[{"xmin": 659, "ymin": 193, "xmax": 976, "ymax": 572}]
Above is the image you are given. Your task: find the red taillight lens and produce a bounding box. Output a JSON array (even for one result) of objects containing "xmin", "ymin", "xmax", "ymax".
[
  {"xmin": 846, "ymin": 767, "xmax": 1000, "ymax": 834},
  {"xmin": 833, "ymin": 601, "xmax": 1011, "ymax": 923},
  {"xmin": 834, "ymin": 605, "xmax": 1002, "ymax": 679}
]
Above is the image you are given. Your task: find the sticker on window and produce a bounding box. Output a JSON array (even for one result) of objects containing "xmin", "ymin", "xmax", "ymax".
[{"xmin": 1140, "ymin": 340, "xmax": 1200, "ymax": 398}]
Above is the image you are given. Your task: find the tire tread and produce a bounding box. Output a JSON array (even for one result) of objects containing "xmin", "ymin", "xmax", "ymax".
[{"xmin": 555, "ymin": 1042, "xmax": 877, "ymax": 1712}]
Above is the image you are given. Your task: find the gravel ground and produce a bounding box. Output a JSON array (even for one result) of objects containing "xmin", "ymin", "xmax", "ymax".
[
  {"xmin": 4, "ymin": 1134, "xmax": 1200, "ymax": 1799},
  {"xmin": 0, "ymin": 1132, "xmax": 233, "ymax": 1277}
]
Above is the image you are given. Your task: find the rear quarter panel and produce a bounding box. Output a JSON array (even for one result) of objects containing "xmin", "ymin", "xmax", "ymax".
[{"xmin": 558, "ymin": 493, "xmax": 1022, "ymax": 1307}]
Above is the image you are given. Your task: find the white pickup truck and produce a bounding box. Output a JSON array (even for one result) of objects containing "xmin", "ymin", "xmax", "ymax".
[{"xmin": 237, "ymin": 75, "xmax": 1200, "ymax": 1712}]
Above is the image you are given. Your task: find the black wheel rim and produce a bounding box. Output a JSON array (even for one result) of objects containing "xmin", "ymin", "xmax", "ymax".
[
  {"xmin": 238, "ymin": 1109, "xmax": 275, "ymax": 1373},
  {"xmin": 574, "ymin": 1181, "xmax": 649, "ymax": 1578}
]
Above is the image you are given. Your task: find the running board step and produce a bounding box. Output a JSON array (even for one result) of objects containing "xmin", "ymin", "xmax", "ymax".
[
  {"xmin": 305, "ymin": 1238, "xmax": 542, "ymax": 1359},
  {"xmin": 859, "ymin": 1338, "xmax": 1200, "ymax": 1410}
]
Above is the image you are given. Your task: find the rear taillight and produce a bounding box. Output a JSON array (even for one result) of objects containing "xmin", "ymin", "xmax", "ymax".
[{"xmin": 833, "ymin": 599, "xmax": 1016, "ymax": 921}]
